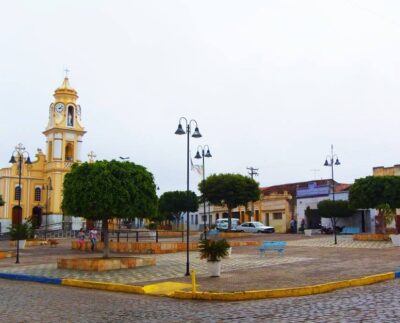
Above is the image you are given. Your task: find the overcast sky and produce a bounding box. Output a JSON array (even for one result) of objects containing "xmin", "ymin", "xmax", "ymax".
[{"xmin": 1, "ymin": 0, "xmax": 400, "ymax": 193}]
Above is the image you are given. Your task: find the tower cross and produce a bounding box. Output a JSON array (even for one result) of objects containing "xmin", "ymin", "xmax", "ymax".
[
  {"xmin": 88, "ymin": 151, "xmax": 97, "ymax": 163},
  {"xmin": 64, "ymin": 68, "xmax": 70, "ymax": 78}
]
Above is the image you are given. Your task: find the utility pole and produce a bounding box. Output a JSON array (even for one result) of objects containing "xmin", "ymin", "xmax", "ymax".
[{"xmin": 246, "ymin": 167, "xmax": 259, "ymax": 222}]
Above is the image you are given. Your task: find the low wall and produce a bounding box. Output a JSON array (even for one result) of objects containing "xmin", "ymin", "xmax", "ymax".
[
  {"xmin": 353, "ymin": 233, "xmax": 390, "ymax": 241},
  {"xmin": 228, "ymin": 240, "xmax": 260, "ymax": 247},
  {"xmin": 0, "ymin": 251, "xmax": 15, "ymax": 259},
  {"xmin": 157, "ymin": 231, "xmax": 185, "ymax": 238},
  {"xmin": 57, "ymin": 256, "xmax": 156, "ymax": 272},
  {"xmin": 72, "ymin": 240, "xmax": 260, "ymax": 254},
  {"xmin": 9, "ymin": 240, "xmax": 47, "ymax": 247},
  {"xmin": 72, "ymin": 241, "xmax": 199, "ymax": 254},
  {"xmin": 218, "ymin": 232, "xmax": 255, "ymax": 239}
]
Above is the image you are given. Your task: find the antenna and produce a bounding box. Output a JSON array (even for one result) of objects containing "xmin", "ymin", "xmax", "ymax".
[{"xmin": 310, "ymin": 169, "xmax": 320, "ymax": 180}]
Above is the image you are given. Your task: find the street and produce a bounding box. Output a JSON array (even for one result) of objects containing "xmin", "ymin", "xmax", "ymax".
[{"xmin": 1, "ymin": 279, "xmax": 399, "ymax": 322}]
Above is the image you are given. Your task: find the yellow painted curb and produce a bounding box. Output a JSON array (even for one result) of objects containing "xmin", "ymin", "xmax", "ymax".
[
  {"xmin": 171, "ymin": 272, "xmax": 395, "ymax": 301},
  {"xmin": 62, "ymin": 279, "xmax": 144, "ymax": 294},
  {"xmin": 143, "ymin": 282, "xmax": 194, "ymax": 296}
]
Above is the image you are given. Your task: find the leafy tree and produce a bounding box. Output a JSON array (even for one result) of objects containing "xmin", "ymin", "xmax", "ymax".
[
  {"xmin": 0, "ymin": 194, "xmax": 4, "ymax": 207},
  {"xmin": 62, "ymin": 160, "xmax": 158, "ymax": 258},
  {"xmin": 304, "ymin": 206, "xmax": 320, "ymax": 229},
  {"xmin": 349, "ymin": 176, "xmax": 400, "ymax": 233},
  {"xmin": 317, "ymin": 200, "xmax": 355, "ymax": 244},
  {"xmin": 198, "ymin": 173, "xmax": 260, "ymax": 230},
  {"xmin": 158, "ymin": 191, "xmax": 198, "ymax": 227}
]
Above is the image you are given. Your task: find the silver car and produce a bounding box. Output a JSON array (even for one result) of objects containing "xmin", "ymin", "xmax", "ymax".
[{"xmin": 236, "ymin": 221, "xmax": 275, "ymax": 233}]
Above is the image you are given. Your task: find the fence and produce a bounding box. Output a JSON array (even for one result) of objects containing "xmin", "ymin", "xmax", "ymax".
[{"xmin": 109, "ymin": 230, "xmax": 185, "ymax": 243}]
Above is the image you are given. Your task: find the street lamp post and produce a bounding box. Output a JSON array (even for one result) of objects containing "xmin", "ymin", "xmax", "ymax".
[
  {"xmin": 9, "ymin": 143, "xmax": 32, "ymax": 264},
  {"xmin": 175, "ymin": 117, "xmax": 202, "ymax": 276},
  {"xmin": 194, "ymin": 145, "xmax": 212, "ymax": 239},
  {"xmin": 42, "ymin": 178, "xmax": 53, "ymax": 240},
  {"xmin": 323, "ymin": 144, "xmax": 341, "ymax": 245}
]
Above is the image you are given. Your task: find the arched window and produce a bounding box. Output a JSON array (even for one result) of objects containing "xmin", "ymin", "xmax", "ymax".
[
  {"xmin": 15, "ymin": 185, "xmax": 21, "ymax": 201},
  {"xmin": 67, "ymin": 106, "xmax": 74, "ymax": 126},
  {"xmin": 34, "ymin": 187, "xmax": 41, "ymax": 202}
]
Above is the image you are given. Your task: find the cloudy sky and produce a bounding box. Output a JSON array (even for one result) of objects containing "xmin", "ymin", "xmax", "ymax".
[{"xmin": 1, "ymin": 0, "xmax": 400, "ymax": 193}]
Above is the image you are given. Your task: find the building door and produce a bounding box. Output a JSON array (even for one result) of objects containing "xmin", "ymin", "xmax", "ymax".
[
  {"xmin": 12, "ymin": 206, "xmax": 22, "ymax": 226},
  {"xmin": 31, "ymin": 207, "xmax": 42, "ymax": 229}
]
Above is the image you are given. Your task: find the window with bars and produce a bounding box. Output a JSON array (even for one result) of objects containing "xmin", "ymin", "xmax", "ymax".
[
  {"xmin": 14, "ymin": 186, "xmax": 21, "ymax": 200},
  {"xmin": 34, "ymin": 187, "xmax": 41, "ymax": 201}
]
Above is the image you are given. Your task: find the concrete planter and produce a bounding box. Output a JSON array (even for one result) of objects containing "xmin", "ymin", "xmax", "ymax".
[
  {"xmin": 57, "ymin": 256, "xmax": 156, "ymax": 272},
  {"xmin": 304, "ymin": 229, "xmax": 313, "ymax": 237},
  {"xmin": 390, "ymin": 234, "xmax": 400, "ymax": 246},
  {"xmin": 207, "ymin": 260, "xmax": 222, "ymax": 277},
  {"xmin": 304, "ymin": 229, "xmax": 320, "ymax": 237}
]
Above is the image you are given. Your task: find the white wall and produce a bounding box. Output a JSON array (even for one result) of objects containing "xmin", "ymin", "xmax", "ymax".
[{"xmin": 296, "ymin": 195, "xmax": 329, "ymax": 228}]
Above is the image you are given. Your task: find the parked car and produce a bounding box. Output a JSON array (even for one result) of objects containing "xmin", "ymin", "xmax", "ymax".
[
  {"xmin": 236, "ymin": 221, "xmax": 275, "ymax": 233},
  {"xmin": 215, "ymin": 218, "xmax": 240, "ymax": 231}
]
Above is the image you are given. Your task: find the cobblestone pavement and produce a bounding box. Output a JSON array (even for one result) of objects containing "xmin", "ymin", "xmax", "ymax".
[
  {"xmin": 0, "ymin": 252, "xmax": 312, "ymax": 284},
  {"xmin": 1, "ymin": 278, "xmax": 400, "ymax": 322},
  {"xmin": 287, "ymin": 235, "xmax": 392, "ymax": 248}
]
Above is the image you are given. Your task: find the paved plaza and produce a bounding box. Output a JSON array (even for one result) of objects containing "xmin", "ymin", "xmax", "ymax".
[
  {"xmin": 1, "ymin": 278, "xmax": 400, "ymax": 322},
  {"xmin": 1, "ymin": 234, "xmax": 400, "ymax": 293},
  {"xmin": 287, "ymin": 235, "xmax": 393, "ymax": 249},
  {"xmin": 0, "ymin": 252, "xmax": 312, "ymax": 285}
]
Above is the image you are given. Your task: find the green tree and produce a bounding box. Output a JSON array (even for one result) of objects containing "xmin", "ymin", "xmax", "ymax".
[
  {"xmin": 158, "ymin": 191, "xmax": 198, "ymax": 228},
  {"xmin": 349, "ymin": 176, "xmax": 400, "ymax": 233},
  {"xmin": 0, "ymin": 194, "xmax": 4, "ymax": 207},
  {"xmin": 317, "ymin": 200, "xmax": 355, "ymax": 244},
  {"xmin": 198, "ymin": 173, "xmax": 260, "ymax": 230},
  {"xmin": 62, "ymin": 160, "xmax": 158, "ymax": 258}
]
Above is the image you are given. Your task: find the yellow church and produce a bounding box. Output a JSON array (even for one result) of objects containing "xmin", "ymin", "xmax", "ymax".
[{"xmin": 0, "ymin": 77, "xmax": 87, "ymax": 233}]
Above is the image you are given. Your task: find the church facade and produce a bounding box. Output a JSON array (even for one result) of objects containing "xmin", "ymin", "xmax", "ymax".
[{"xmin": 0, "ymin": 77, "xmax": 86, "ymax": 232}]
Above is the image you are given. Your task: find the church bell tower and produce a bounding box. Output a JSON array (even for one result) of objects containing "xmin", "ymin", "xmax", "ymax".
[{"xmin": 43, "ymin": 77, "xmax": 86, "ymax": 224}]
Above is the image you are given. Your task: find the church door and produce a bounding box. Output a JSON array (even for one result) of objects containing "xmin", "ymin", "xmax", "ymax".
[
  {"xmin": 31, "ymin": 207, "xmax": 42, "ymax": 229},
  {"xmin": 12, "ymin": 206, "xmax": 22, "ymax": 226}
]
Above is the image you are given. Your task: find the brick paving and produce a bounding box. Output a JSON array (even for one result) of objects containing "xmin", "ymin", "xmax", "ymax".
[
  {"xmin": 1, "ymin": 234, "xmax": 400, "ymax": 292},
  {"xmin": 287, "ymin": 235, "xmax": 393, "ymax": 248},
  {"xmin": 0, "ymin": 253, "xmax": 313, "ymax": 284},
  {"xmin": 1, "ymin": 279, "xmax": 400, "ymax": 322}
]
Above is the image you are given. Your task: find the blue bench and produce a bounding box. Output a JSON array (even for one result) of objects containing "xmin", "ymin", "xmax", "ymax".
[
  {"xmin": 259, "ymin": 241, "xmax": 286, "ymax": 256},
  {"xmin": 341, "ymin": 227, "xmax": 361, "ymax": 235}
]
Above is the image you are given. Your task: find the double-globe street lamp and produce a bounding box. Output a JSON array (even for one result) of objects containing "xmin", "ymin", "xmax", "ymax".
[
  {"xmin": 194, "ymin": 145, "xmax": 212, "ymax": 239},
  {"xmin": 175, "ymin": 117, "xmax": 202, "ymax": 276},
  {"xmin": 9, "ymin": 143, "xmax": 32, "ymax": 264},
  {"xmin": 323, "ymin": 144, "xmax": 341, "ymax": 245}
]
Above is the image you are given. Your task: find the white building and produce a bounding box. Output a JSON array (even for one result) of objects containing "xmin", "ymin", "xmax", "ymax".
[{"xmin": 296, "ymin": 181, "xmax": 373, "ymax": 232}]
